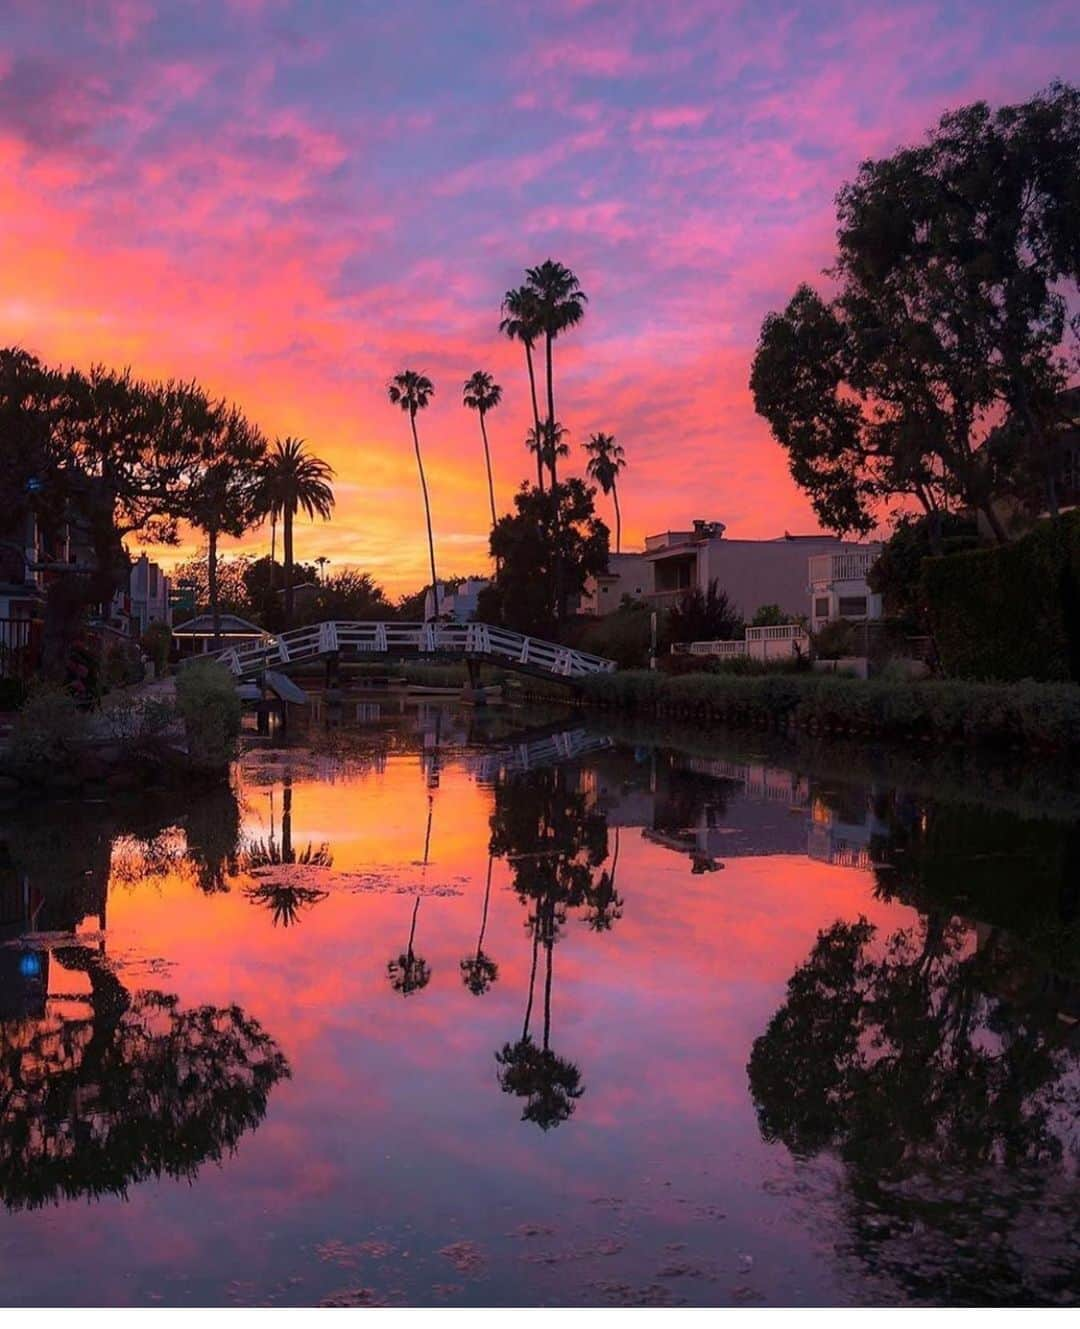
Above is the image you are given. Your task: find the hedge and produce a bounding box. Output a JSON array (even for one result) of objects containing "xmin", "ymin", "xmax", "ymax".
[
  {"xmin": 574, "ymin": 669, "xmax": 1080, "ymax": 750},
  {"xmin": 921, "ymin": 510, "xmax": 1080, "ymax": 681}
]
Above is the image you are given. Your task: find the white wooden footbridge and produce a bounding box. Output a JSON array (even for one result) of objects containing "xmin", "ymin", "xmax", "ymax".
[{"xmin": 215, "ymin": 621, "xmax": 616, "ymax": 684}]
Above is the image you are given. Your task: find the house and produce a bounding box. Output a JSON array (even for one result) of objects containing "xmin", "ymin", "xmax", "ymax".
[
  {"xmin": 807, "ymin": 546, "xmax": 883, "ymax": 632},
  {"xmin": 424, "ymin": 577, "xmax": 489, "ymax": 623},
  {"xmin": 105, "ymin": 555, "xmax": 172, "ymax": 638},
  {"xmin": 581, "ymin": 519, "xmax": 878, "ymax": 624},
  {"xmin": 578, "ymin": 553, "xmax": 651, "ymax": 616}
]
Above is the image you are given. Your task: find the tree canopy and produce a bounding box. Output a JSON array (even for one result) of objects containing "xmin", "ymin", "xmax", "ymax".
[{"xmin": 751, "ymin": 82, "xmax": 1080, "ymax": 541}]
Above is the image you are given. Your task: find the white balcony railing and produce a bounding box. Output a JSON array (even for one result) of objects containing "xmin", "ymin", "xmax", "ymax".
[{"xmin": 808, "ymin": 550, "xmax": 876, "ymax": 585}]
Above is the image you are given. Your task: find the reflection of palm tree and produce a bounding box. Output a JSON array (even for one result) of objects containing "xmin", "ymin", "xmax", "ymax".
[
  {"xmin": 461, "ymin": 856, "xmax": 499, "ymax": 996},
  {"xmin": 244, "ymin": 880, "xmax": 328, "ymax": 928},
  {"xmin": 240, "ymin": 779, "xmax": 332, "ymax": 927},
  {"xmin": 0, "ymin": 945, "xmax": 289, "ymax": 1211},
  {"xmin": 388, "ymin": 895, "xmax": 431, "ymax": 996},
  {"xmin": 496, "ymin": 898, "xmax": 583, "ymax": 1130},
  {"xmin": 585, "ymin": 826, "xmax": 623, "ymax": 931}
]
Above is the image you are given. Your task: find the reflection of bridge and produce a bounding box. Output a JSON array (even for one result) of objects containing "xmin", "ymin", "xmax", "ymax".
[
  {"xmin": 216, "ymin": 621, "xmax": 615, "ymax": 683},
  {"xmin": 470, "ymin": 727, "xmax": 613, "ymax": 782}
]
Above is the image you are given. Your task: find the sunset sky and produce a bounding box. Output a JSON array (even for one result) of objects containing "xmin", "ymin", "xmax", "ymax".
[{"xmin": 2, "ymin": 1, "xmax": 1077, "ymax": 594}]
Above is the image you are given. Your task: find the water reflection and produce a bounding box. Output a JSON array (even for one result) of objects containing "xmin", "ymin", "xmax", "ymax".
[
  {"xmin": 460, "ymin": 857, "xmax": 499, "ymax": 995},
  {"xmin": 0, "ymin": 703, "xmax": 1077, "ymax": 1305}
]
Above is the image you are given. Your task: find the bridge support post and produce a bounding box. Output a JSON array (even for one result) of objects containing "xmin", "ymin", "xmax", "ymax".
[{"xmin": 461, "ymin": 655, "xmax": 487, "ymax": 707}]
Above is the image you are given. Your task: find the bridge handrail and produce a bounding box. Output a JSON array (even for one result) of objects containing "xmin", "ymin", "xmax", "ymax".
[{"xmin": 211, "ymin": 620, "xmax": 615, "ymax": 679}]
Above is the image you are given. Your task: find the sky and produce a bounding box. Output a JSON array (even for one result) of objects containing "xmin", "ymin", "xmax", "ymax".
[{"xmin": 1, "ymin": 1, "xmax": 1078, "ymax": 595}]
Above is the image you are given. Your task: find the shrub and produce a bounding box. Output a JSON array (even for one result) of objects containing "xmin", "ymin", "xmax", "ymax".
[
  {"xmin": 570, "ymin": 599, "xmax": 657, "ymax": 669},
  {"xmin": 0, "ymin": 677, "xmax": 28, "ymax": 712},
  {"xmin": 811, "ymin": 618, "xmax": 860, "ymax": 660},
  {"xmin": 175, "ymin": 660, "xmax": 242, "ymax": 771},
  {"xmin": 922, "ymin": 510, "xmax": 1080, "ymax": 681},
  {"xmin": 6, "ymin": 684, "xmax": 88, "ymax": 775},
  {"xmin": 575, "ymin": 669, "xmax": 1080, "ymax": 750},
  {"xmin": 140, "ymin": 622, "xmax": 172, "ymax": 675}
]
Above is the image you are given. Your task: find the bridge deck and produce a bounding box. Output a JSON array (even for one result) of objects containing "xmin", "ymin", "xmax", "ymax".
[{"xmin": 213, "ymin": 621, "xmax": 616, "ymax": 684}]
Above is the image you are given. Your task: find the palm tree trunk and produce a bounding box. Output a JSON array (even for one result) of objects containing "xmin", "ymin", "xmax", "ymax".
[
  {"xmin": 544, "ymin": 333, "xmax": 557, "ymax": 489},
  {"xmin": 522, "ymin": 925, "xmax": 540, "ymax": 1041},
  {"xmin": 283, "ymin": 504, "xmax": 295, "ymax": 627},
  {"xmin": 411, "ymin": 411, "xmax": 440, "ymax": 618},
  {"xmin": 270, "ymin": 514, "xmax": 276, "ymax": 589},
  {"xmin": 479, "ymin": 410, "xmax": 497, "ymax": 531},
  {"xmin": 407, "ymin": 894, "xmax": 420, "ymax": 960},
  {"xmin": 208, "ymin": 525, "xmax": 221, "ymax": 649},
  {"xmin": 282, "ymin": 777, "xmax": 293, "ymax": 862},
  {"xmin": 542, "ymin": 931, "xmax": 553, "ymax": 1053},
  {"xmin": 476, "ymin": 854, "xmax": 493, "ymax": 954},
  {"xmin": 612, "ymin": 481, "xmax": 622, "ymax": 554},
  {"xmin": 525, "ymin": 343, "xmax": 544, "ymax": 493}
]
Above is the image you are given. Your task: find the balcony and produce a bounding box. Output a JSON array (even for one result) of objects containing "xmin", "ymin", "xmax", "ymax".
[{"xmin": 808, "ymin": 550, "xmax": 876, "ymax": 586}]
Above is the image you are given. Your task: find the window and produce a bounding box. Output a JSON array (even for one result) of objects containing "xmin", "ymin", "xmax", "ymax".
[
  {"xmin": 838, "ymin": 595, "xmax": 867, "ymax": 618},
  {"xmin": 814, "ymin": 597, "xmax": 830, "ymax": 619}
]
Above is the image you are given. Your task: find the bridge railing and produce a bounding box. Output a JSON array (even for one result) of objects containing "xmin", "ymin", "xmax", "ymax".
[{"xmin": 213, "ymin": 620, "xmax": 616, "ymax": 680}]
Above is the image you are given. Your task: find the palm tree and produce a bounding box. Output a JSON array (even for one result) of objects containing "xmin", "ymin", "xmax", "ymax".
[
  {"xmin": 583, "ymin": 432, "xmax": 627, "ymax": 552},
  {"xmin": 500, "ymin": 286, "xmax": 545, "ymax": 491},
  {"xmin": 256, "ymin": 437, "xmax": 335, "ymax": 629},
  {"xmin": 315, "ymin": 555, "xmax": 330, "ymax": 585},
  {"xmin": 462, "ymin": 371, "xmax": 503, "ymax": 533},
  {"xmin": 523, "ymin": 260, "xmax": 588, "ymax": 489},
  {"xmin": 525, "ymin": 419, "xmax": 570, "ymax": 479},
  {"xmin": 186, "ymin": 401, "xmax": 266, "ymax": 648},
  {"xmin": 388, "ymin": 370, "xmax": 440, "ymax": 618}
]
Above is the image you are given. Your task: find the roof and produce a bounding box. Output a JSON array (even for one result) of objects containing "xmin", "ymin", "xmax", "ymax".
[{"xmin": 172, "ymin": 613, "xmax": 264, "ymax": 636}]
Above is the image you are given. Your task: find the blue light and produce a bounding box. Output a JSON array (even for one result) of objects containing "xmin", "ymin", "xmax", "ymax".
[{"xmin": 18, "ymin": 952, "xmax": 42, "ymax": 979}]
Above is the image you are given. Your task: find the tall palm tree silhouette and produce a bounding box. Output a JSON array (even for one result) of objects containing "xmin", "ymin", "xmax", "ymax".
[
  {"xmin": 460, "ymin": 856, "xmax": 499, "ymax": 996},
  {"xmin": 583, "ymin": 432, "xmax": 627, "ymax": 553},
  {"xmin": 523, "ymin": 260, "xmax": 588, "ymax": 490},
  {"xmin": 256, "ymin": 437, "xmax": 335, "ymax": 628},
  {"xmin": 388, "ymin": 370, "xmax": 439, "ymax": 618},
  {"xmin": 500, "ymin": 286, "xmax": 545, "ymax": 491},
  {"xmin": 525, "ymin": 420, "xmax": 570, "ymax": 479},
  {"xmin": 462, "ymin": 371, "xmax": 503, "ymax": 533}
]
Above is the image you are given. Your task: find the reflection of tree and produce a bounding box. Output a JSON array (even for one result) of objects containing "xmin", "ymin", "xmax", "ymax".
[
  {"xmin": 388, "ymin": 895, "xmax": 431, "ymax": 996},
  {"xmin": 184, "ymin": 784, "xmax": 243, "ymax": 893},
  {"xmin": 0, "ymin": 945, "xmax": 289, "ymax": 1212},
  {"xmin": 489, "ymin": 766, "xmax": 606, "ymax": 1128},
  {"xmin": 584, "ymin": 825, "xmax": 623, "ymax": 930},
  {"xmin": 748, "ymin": 915, "xmax": 1080, "ymax": 1303},
  {"xmin": 496, "ymin": 898, "xmax": 583, "ymax": 1130},
  {"xmin": 460, "ymin": 856, "xmax": 498, "ymax": 995},
  {"xmin": 239, "ymin": 778, "xmax": 332, "ymax": 927}
]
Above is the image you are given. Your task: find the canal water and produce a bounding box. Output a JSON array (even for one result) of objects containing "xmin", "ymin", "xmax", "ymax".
[{"xmin": 0, "ymin": 697, "xmax": 1077, "ymax": 1307}]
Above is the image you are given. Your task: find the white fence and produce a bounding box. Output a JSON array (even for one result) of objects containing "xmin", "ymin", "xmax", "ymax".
[
  {"xmin": 215, "ymin": 620, "xmax": 616, "ymax": 681},
  {"xmin": 673, "ymin": 623, "xmax": 810, "ymax": 662}
]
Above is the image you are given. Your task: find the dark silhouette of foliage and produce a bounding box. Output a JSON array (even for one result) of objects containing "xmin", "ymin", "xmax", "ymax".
[
  {"xmin": 480, "ymin": 480, "xmax": 609, "ymax": 636},
  {"xmin": 666, "ymin": 579, "xmax": 742, "ymax": 644},
  {"xmin": 751, "ymin": 83, "xmax": 1080, "ymax": 540},
  {"xmin": 583, "ymin": 432, "xmax": 626, "ymax": 553},
  {"xmin": 254, "ymin": 437, "xmax": 334, "ymax": 629},
  {"xmin": 462, "ymin": 370, "xmax": 503, "ymax": 533},
  {"xmin": 388, "ymin": 370, "xmax": 439, "ymax": 618}
]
